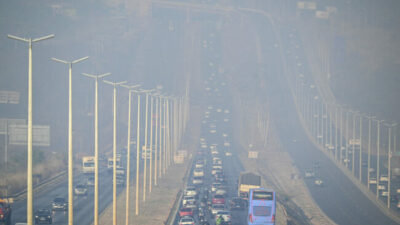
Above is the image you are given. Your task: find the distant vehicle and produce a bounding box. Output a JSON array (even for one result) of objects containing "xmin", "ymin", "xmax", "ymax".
[
  {"xmin": 107, "ymin": 157, "xmax": 121, "ymax": 171},
  {"xmin": 212, "ymin": 195, "xmax": 225, "ymax": 204},
  {"xmin": 215, "ymin": 210, "xmax": 231, "ymax": 223},
  {"xmin": 0, "ymin": 198, "xmax": 12, "ymax": 225},
  {"xmin": 52, "ymin": 197, "xmax": 67, "ymax": 211},
  {"xmin": 369, "ymin": 177, "xmax": 377, "ymax": 184},
  {"xmin": 230, "ymin": 197, "xmax": 245, "ymax": 210},
  {"xmin": 211, "ymin": 204, "xmax": 225, "ymax": 215},
  {"xmin": 182, "ymin": 196, "xmax": 196, "ymax": 206},
  {"xmin": 380, "ymin": 175, "xmax": 389, "ymax": 182},
  {"xmin": 304, "ymin": 170, "xmax": 315, "ymax": 178},
  {"xmin": 238, "ymin": 172, "xmax": 261, "ymax": 200},
  {"xmin": 74, "ymin": 184, "xmax": 88, "ymax": 196},
  {"xmin": 193, "ymin": 177, "xmax": 203, "ymax": 185},
  {"xmin": 193, "ymin": 168, "xmax": 204, "ymax": 177},
  {"xmin": 211, "ymin": 183, "xmax": 222, "ymax": 192},
  {"xmin": 178, "ymin": 216, "xmax": 195, "ymax": 225},
  {"xmin": 86, "ymin": 176, "xmax": 95, "ymax": 186},
  {"xmin": 82, "ymin": 156, "xmax": 95, "ymax": 174},
  {"xmin": 34, "ymin": 209, "xmax": 52, "ymax": 224},
  {"xmin": 314, "ymin": 179, "xmax": 324, "ymax": 187},
  {"xmin": 215, "ymin": 187, "xmax": 227, "ymax": 196},
  {"xmin": 179, "ymin": 207, "xmax": 193, "ymax": 217},
  {"xmin": 247, "ymin": 188, "xmax": 276, "ymax": 225},
  {"xmin": 184, "ymin": 187, "xmax": 197, "ymax": 197}
]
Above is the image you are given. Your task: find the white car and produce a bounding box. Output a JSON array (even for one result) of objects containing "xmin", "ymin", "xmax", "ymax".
[
  {"xmin": 211, "ymin": 183, "xmax": 222, "ymax": 192},
  {"xmin": 193, "ymin": 169, "xmax": 204, "ymax": 177},
  {"xmin": 215, "ymin": 188, "xmax": 227, "ymax": 196},
  {"xmin": 212, "ymin": 165, "xmax": 222, "ymax": 170},
  {"xmin": 195, "ymin": 163, "xmax": 204, "ymax": 169},
  {"xmin": 182, "ymin": 196, "xmax": 196, "ymax": 206},
  {"xmin": 184, "ymin": 187, "xmax": 197, "ymax": 196},
  {"xmin": 215, "ymin": 211, "xmax": 231, "ymax": 222},
  {"xmin": 211, "ymin": 204, "xmax": 225, "ymax": 215},
  {"xmin": 380, "ymin": 175, "xmax": 389, "ymax": 182},
  {"xmin": 192, "ymin": 177, "xmax": 203, "ymax": 185},
  {"xmin": 304, "ymin": 170, "xmax": 315, "ymax": 178},
  {"xmin": 211, "ymin": 149, "xmax": 219, "ymax": 155},
  {"xmin": 314, "ymin": 179, "xmax": 323, "ymax": 187},
  {"xmin": 179, "ymin": 216, "xmax": 195, "ymax": 225}
]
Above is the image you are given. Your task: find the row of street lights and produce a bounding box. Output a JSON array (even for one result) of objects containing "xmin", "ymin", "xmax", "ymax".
[
  {"xmin": 294, "ymin": 71, "xmax": 398, "ymax": 209},
  {"xmin": 7, "ymin": 33, "xmax": 190, "ymax": 225}
]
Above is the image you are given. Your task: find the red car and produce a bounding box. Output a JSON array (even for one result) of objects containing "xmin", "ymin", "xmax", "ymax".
[
  {"xmin": 212, "ymin": 194, "xmax": 225, "ymax": 204},
  {"xmin": 179, "ymin": 207, "xmax": 193, "ymax": 217}
]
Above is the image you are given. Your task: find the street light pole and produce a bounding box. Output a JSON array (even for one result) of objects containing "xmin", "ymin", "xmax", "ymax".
[
  {"xmin": 159, "ymin": 96, "xmax": 163, "ymax": 178},
  {"xmin": 120, "ymin": 84, "xmax": 140, "ymax": 225},
  {"xmin": 82, "ymin": 72, "xmax": 110, "ymax": 225},
  {"xmin": 149, "ymin": 94, "xmax": 154, "ymax": 193},
  {"xmin": 366, "ymin": 115, "xmax": 375, "ymax": 189},
  {"xmin": 154, "ymin": 95, "xmax": 159, "ymax": 185},
  {"xmin": 103, "ymin": 80, "xmax": 127, "ymax": 225},
  {"xmin": 52, "ymin": 56, "xmax": 88, "ymax": 225},
  {"xmin": 8, "ymin": 34, "xmax": 54, "ymax": 225},
  {"xmin": 135, "ymin": 94, "xmax": 141, "ymax": 215},
  {"xmin": 375, "ymin": 119, "xmax": 384, "ymax": 198}
]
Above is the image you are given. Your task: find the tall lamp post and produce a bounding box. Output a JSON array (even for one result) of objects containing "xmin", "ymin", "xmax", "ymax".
[
  {"xmin": 7, "ymin": 33, "xmax": 54, "ymax": 225},
  {"xmin": 103, "ymin": 80, "xmax": 127, "ymax": 225},
  {"xmin": 52, "ymin": 56, "xmax": 89, "ymax": 225},
  {"xmin": 82, "ymin": 72, "xmax": 111, "ymax": 225},
  {"xmin": 120, "ymin": 84, "xmax": 140, "ymax": 225}
]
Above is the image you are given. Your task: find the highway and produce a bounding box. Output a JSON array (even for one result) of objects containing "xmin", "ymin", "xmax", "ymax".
[
  {"xmin": 255, "ymin": 13, "xmax": 400, "ymax": 225},
  {"xmin": 10, "ymin": 167, "xmax": 127, "ymax": 224}
]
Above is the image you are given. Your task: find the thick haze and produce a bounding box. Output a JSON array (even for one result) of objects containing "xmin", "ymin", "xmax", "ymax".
[{"xmin": 1, "ymin": 0, "xmax": 399, "ymax": 169}]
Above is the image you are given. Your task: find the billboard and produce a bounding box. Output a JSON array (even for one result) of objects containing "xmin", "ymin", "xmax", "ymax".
[
  {"xmin": 0, "ymin": 91, "xmax": 20, "ymax": 104},
  {"xmin": 8, "ymin": 124, "xmax": 50, "ymax": 146}
]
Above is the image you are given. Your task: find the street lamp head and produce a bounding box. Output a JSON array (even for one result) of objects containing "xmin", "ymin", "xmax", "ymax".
[
  {"xmin": 82, "ymin": 72, "xmax": 111, "ymax": 79},
  {"xmin": 52, "ymin": 57, "xmax": 69, "ymax": 64},
  {"xmin": 72, "ymin": 56, "xmax": 89, "ymax": 64},
  {"xmin": 32, "ymin": 34, "xmax": 55, "ymax": 42},
  {"xmin": 7, "ymin": 34, "xmax": 29, "ymax": 42}
]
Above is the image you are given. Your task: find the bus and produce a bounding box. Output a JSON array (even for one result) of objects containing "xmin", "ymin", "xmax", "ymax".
[
  {"xmin": 247, "ymin": 188, "xmax": 276, "ymax": 225},
  {"xmin": 82, "ymin": 156, "xmax": 95, "ymax": 174}
]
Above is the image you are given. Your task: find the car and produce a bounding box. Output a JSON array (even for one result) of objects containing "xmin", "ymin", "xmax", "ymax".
[
  {"xmin": 178, "ymin": 216, "xmax": 195, "ymax": 225},
  {"xmin": 35, "ymin": 209, "xmax": 52, "ymax": 224},
  {"xmin": 195, "ymin": 162, "xmax": 204, "ymax": 168},
  {"xmin": 215, "ymin": 188, "xmax": 227, "ymax": 196},
  {"xmin": 304, "ymin": 170, "xmax": 315, "ymax": 178},
  {"xmin": 179, "ymin": 207, "xmax": 193, "ymax": 217},
  {"xmin": 211, "ymin": 183, "xmax": 222, "ymax": 192},
  {"xmin": 230, "ymin": 197, "xmax": 245, "ymax": 210},
  {"xmin": 182, "ymin": 196, "xmax": 196, "ymax": 206},
  {"xmin": 380, "ymin": 175, "xmax": 389, "ymax": 182},
  {"xmin": 193, "ymin": 177, "xmax": 203, "ymax": 185},
  {"xmin": 215, "ymin": 210, "xmax": 231, "ymax": 223},
  {"xmin": 0, "ymin": 200, "xmax": 12, "ymax": 225},
  {"xmin": 86, "ymin": 176, "xmax": 95, "ymax": 186},
  {"xmin": 212, "ymin": 195, "xmax": 225, "ymax": 204},
  {"xmin": 211, "ymin": 204, "xmax": 225, "ymax": 215},
  {"xmin": 184, "ymin": 187, "xmax": 197, "ymax": 197},
  {"xmin": 193, "ymin": 168, "xmax": 204, "ymax": 177},
  {"xmin": 74, "ymin": 184, "xmax": 88, "ymax": 196},
  {"xmin": 212, "ymin": 168, "xmax": 222, "ymax": 175},
  {"xmin": 52, "ymin": 197, "xmax": 67, "ymax": 211},
  {"xmin": 314, "ymin": 178, "xmax": 324, "ymax": 187}
]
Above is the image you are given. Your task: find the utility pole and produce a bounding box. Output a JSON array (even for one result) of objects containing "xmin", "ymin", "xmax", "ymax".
[
  {"xmin": 82, "ymin": 72, "xmax": 111, "ymax": 225},
  {"xmin": 8, "ymin": 33, "xmax": 54, "ymax": 225},
  {"xmin": 103, "ymin": 80, "xmax": 127, "ymax": 225}
]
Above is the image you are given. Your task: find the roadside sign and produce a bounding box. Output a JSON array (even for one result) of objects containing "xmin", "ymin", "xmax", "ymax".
[
  {"xmin": 8, "ymin": 124, "xmax": 50, "ymax": 146},
  {"xmin": 0, "ymin": 118, "xmax": 26, "ymax": 135},
  {"xmin": 0, "ymin": 91, "xmax": 20, "ymax": 104}
]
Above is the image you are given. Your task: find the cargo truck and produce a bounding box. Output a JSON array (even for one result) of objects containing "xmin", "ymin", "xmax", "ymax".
[{"xmin": 238, "ymin": 172, "xmax": 261, "ymax": 200}]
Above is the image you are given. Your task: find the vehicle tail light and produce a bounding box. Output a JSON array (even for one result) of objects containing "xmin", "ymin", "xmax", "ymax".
[
  {"xmin": 271, "ymin": 214, "xmax": 275, "ymax": 222},
  {"xmin": 249, "ymin": 213, "xmax": 253, "ymax": 223}
]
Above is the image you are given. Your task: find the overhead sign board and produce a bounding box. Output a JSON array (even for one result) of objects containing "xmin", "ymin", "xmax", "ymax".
[
  {"xmin": 9, "ymin": 124, "xmax": 50, "ymax": 146},
  {"xmin": 0, "ymin": 91, "xmax": 20, "ymax": 104},
  {"xmin": 0, "ymin": 118, "xmax": 26, "ymax": 135},
  {"xmin": 297, "ymin": 1, "xmax": 317, "ymax": 10}
]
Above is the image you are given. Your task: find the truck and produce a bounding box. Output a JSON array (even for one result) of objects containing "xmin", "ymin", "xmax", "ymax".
[
  {"xmin": 0, "ymin": 198, "xmax": 12, "ymax": 225},
  {"xmin": 82, "ymin": 156, "xmax": 95, "ymax": 175},
  {"xmin": 238, "ymin": 172, "xmax": 261, "ymax": 200},
  {"xmin": 107, "ymin": 157, "xmax": 121, "ymax": 172}
]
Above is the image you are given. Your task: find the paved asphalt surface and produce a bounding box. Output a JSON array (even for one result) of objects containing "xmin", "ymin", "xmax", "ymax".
[{"xmin": 256, "ymin": 13, "xmax": 399, "ymax": 225}]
